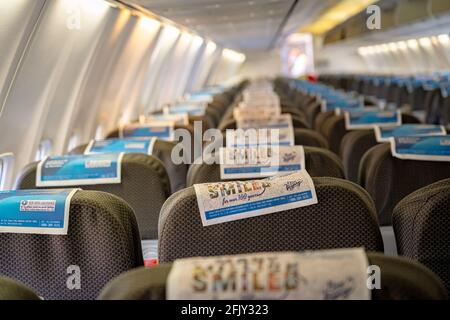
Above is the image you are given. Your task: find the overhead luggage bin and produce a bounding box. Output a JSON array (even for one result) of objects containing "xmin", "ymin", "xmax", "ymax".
[{"xmin": 98, "ymin": 251, "xmax": 447, "ymax": 300}]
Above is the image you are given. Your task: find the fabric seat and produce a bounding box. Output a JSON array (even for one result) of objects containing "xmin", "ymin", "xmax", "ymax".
[
  {"xmin": 205, "ymin": 105, "xmax": 223, "ymax": 127},
  {"xmin": 359, "ymin": 144, "xmax": 450, "ymax": 226},
  {"xmin": 188, "ymin": 115, "xmax": 213, "ymax": 131},
  {"xmin": 186, "ymin": 146, "xmax": 344, "ymax": 186},
  {"xmin": 218, "ymin": 115, "xmax": 309, "ymax": 131},
  {"xmin": 106, "ymin": 123, "xmax": 194, "ymax": 140},
  {"xmin": 393, "ymin": 179, "xmax": 450, "ymax": 294},
  {"xmin": 442, "ymin": 94, "xmax": 450, "ymax": 126},
  {"xmin": 314, "ymin": 110, "xmax": 335, "ymax": 132},
  {"xmin": 293, "ymin": 128, "xmax": 328, "ymax": 149},
  {"xmin": 396, "ymin": 84, "xmax": 411, "ymax": 109},
  {"xmin": 281, "ymin": 105, "xmax": 307, "ymax": 119},
  {"xmin": 0, "ymin": 277, "xmax": 41, "ymax": 300},
  {"xmin": 15, "ymin": 153, "xmax": 170, "ymax": 240},
  {"xmin": 216, "ymin": 128, "xmax": 327, "ymax": 149},
  {"xmin": 411, "ymin": 86, "xmax": 428, "ymax": 111},
  {"xmin": 305, "ymin": 99, "xmax": 322, "ymax": 128},
  {"xmin": 98, "ymin": 251, "xmax": 447, "ymax": 300},
  {"xmin": 339, "ymin": 114, "xmax": 424, "ymax": 182},
  {"xmin": 69, "ymin": 139, "xmax": 188, "ymax": 193},
  {"xmin": 319, "ymin": 113, "xmax": 346, "ymax": 154},
  {"xmin": 340, "ymin": 130, "xmax": 377, "ymax": 182},
  {"xmin": 107, "ymin": 124, "xmax": 198, "ymax": 165},
  {"xmin": 424, "ymin": 88, "xmax": 443, "ymax": 124},
  {"xmin": 0, "ymin": 190, "xmax": 143, "ymax": 300},
  {"xmin": 158, "ymin": 177, "xmax": 383, "ymax": 263}
]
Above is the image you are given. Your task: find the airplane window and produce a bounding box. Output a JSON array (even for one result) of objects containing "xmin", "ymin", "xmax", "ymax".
[
  {"xmin": 67, "ymin": 134, "xmax": 79, "ymax": 153},
  {"xmin": 0, "ymin": 152, "xmax": 14, "ymax": 191},
  {"xmin": 34, "ymin": 139, "xmax": 52, "ymax": 161},
  {"xmin": 95, "ymin": 125, "xmax": 104, "ymax": 140}
]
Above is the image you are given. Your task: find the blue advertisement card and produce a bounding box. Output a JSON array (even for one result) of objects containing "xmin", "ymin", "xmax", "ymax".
[
  {"xmin": 84, "ymin": 138, "xmax": 155, "ymax": 155},
  {"xmin": 375, "ymin": 124, "xmax": 446, "ymax": 142},
  {"xmin": 0, "ymin": 189, "xmax": 78, "ymax": 235}
]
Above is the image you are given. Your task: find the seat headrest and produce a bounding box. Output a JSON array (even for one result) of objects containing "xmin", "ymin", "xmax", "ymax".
[
  {"xmin": 321, "ymin": 113, "xmax": 421, "ymax": 155},
  {"xmin": 359, "ymin": 143, "xmax": 450, "ymax": 225},
  {"xmin": 0, "ymin": 190, "xmax": 143, "ymax": 299},
  {"xmin": 158, "ymin": 177, "xmax": 382, "ymax": 263},
  {"xmin": 340, "ymin": 130, "xmax": 377, "ymax": 182},
  {"xmin": 218, "ymin": 115, "xmax": 309, "ymax": 131},
  {"xmin": 98, "ymin": 251, "xmax": 447, "ymax": 300},
  {"xmin": 15, "ymin": 153, "xmax": 170, "ymax": 240},
  {"xmin": 320, "ymin": 114, "xmax": 346, "ymax": 154},
  {"xmin": 186, "ymin": 146, "xmax": 344, "ymax": 186},
  {"xmin": 0, "ymin": 277, "xmax": 41, "ymax": 300},
  {"xmin": 214, "ymin": 128, "xmax": 328, "ymax": 149},
  {"xmin": 305, "ymin": 100, "xmax": 322, "ymax": 128},
  {"xmin": 106, "ymin": 124, "xmax": 195, "ymax": 140},
  {"xmin": 294, "ymin": 128, "xmax": 329, "ymax": 149},
  {"xmin": 314, "ymin": 110, "xmax": 334, "ymax": 130},
  {"xmin": 394, "ymin": 178, "xmax": 450, "ymax": 294},
  {"xmin": 68, "ymin": 140, "xmax": 188, "ymax": 193}
]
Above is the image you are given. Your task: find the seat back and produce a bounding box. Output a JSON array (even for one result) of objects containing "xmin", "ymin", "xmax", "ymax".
[
  {"xmin": 97, "ymin": 252, "xmax": 447, "ymax": 300},
  {"xmin": 205, "ymin": 106, "xmax": 222, "ymax": 127},
  {"xmin": 0, "ymin": 277, "xmax": 41, "ymax": 300},
  {"xmin": 15, "ymin": 153, "xmax": 170, "ymax": 240},
  {"xmin": 340, "ymin": 130, "xmax": 377, "ymax": 182},
  {"xmin": 293, "ymin": 128, "xmax": 328, "ymax": 149},
  {"xmin": 159, "ymin": 177, "xmax": 383, "ymax": 263},
  {"xmin": 411, "ymin": 86, "xmax": 427, "ymax": 111},
  {"xmin": 442, "ymin": 95, "xmax": 450, "ymax": 126},
  {"xmin": 69, "ymin": 140, "xmax": 188, "ymax": 193},
  {"xmin": 281, "ymin": 105, "xmax": 307, "ymax": 119},
  {"xmin": 216, "ymin": 128, "xmax": 328, "ymax": 149},
  {"xmin": 322, "ymin": 113, "xmax": 421, "ymax": 155},
  {"xmin": 189, "ymin": 114, "xmax": 213, "ymax": 131},
  {"xmin": 218, "ymin": 115, "xmax": 309, "ymax": 131},
  {"xmin": 305, "ymin": 100, "xmax": 321, "ymax": 128},
  {"xmin": 106, "ymin": 124, "xmax": 194, "ymax": 139},
  {"xmin": 359, "ymin": 144, "xmax": 450, "ymax": 226},
  {"xmin": 393, "ymin": 179, "xmax": 450, "ymax": 294},
  {"xmin": 320, "ymin": 114, "xmax": 346, "ymax": 154},
  {"xmin": 397, "ymin": 85, "xmax": 411, "ymax": 108},
  {"xmin": 314, "ymin": 110, "xmax": 334, "ymax": 131},
  {"xmin": 186, "ymin": 146, "xmax": 344, "ymax": 186},
  {"xmin": 0, "ymin": 190, "xmax": 143, "ymax": 299},
  {"xmin": 107, "ymin": 124, "xmax": 197, "ymax": 164}
]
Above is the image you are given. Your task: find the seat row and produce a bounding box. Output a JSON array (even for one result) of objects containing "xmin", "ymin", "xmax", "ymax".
[
  {"xmin": 1, "ymin": 249, "xmax": 447, "ymax": 300},
  {"xmin": 319, "ymin": 74, "xmax": 450, "ymax": 126},
  {"xmin": 0, "ymin": 79, "xmax": 449, "ymax": 300},
  {"xmin": 274, "ymin": 78, "xmax": 450, "ymax": 227}
]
